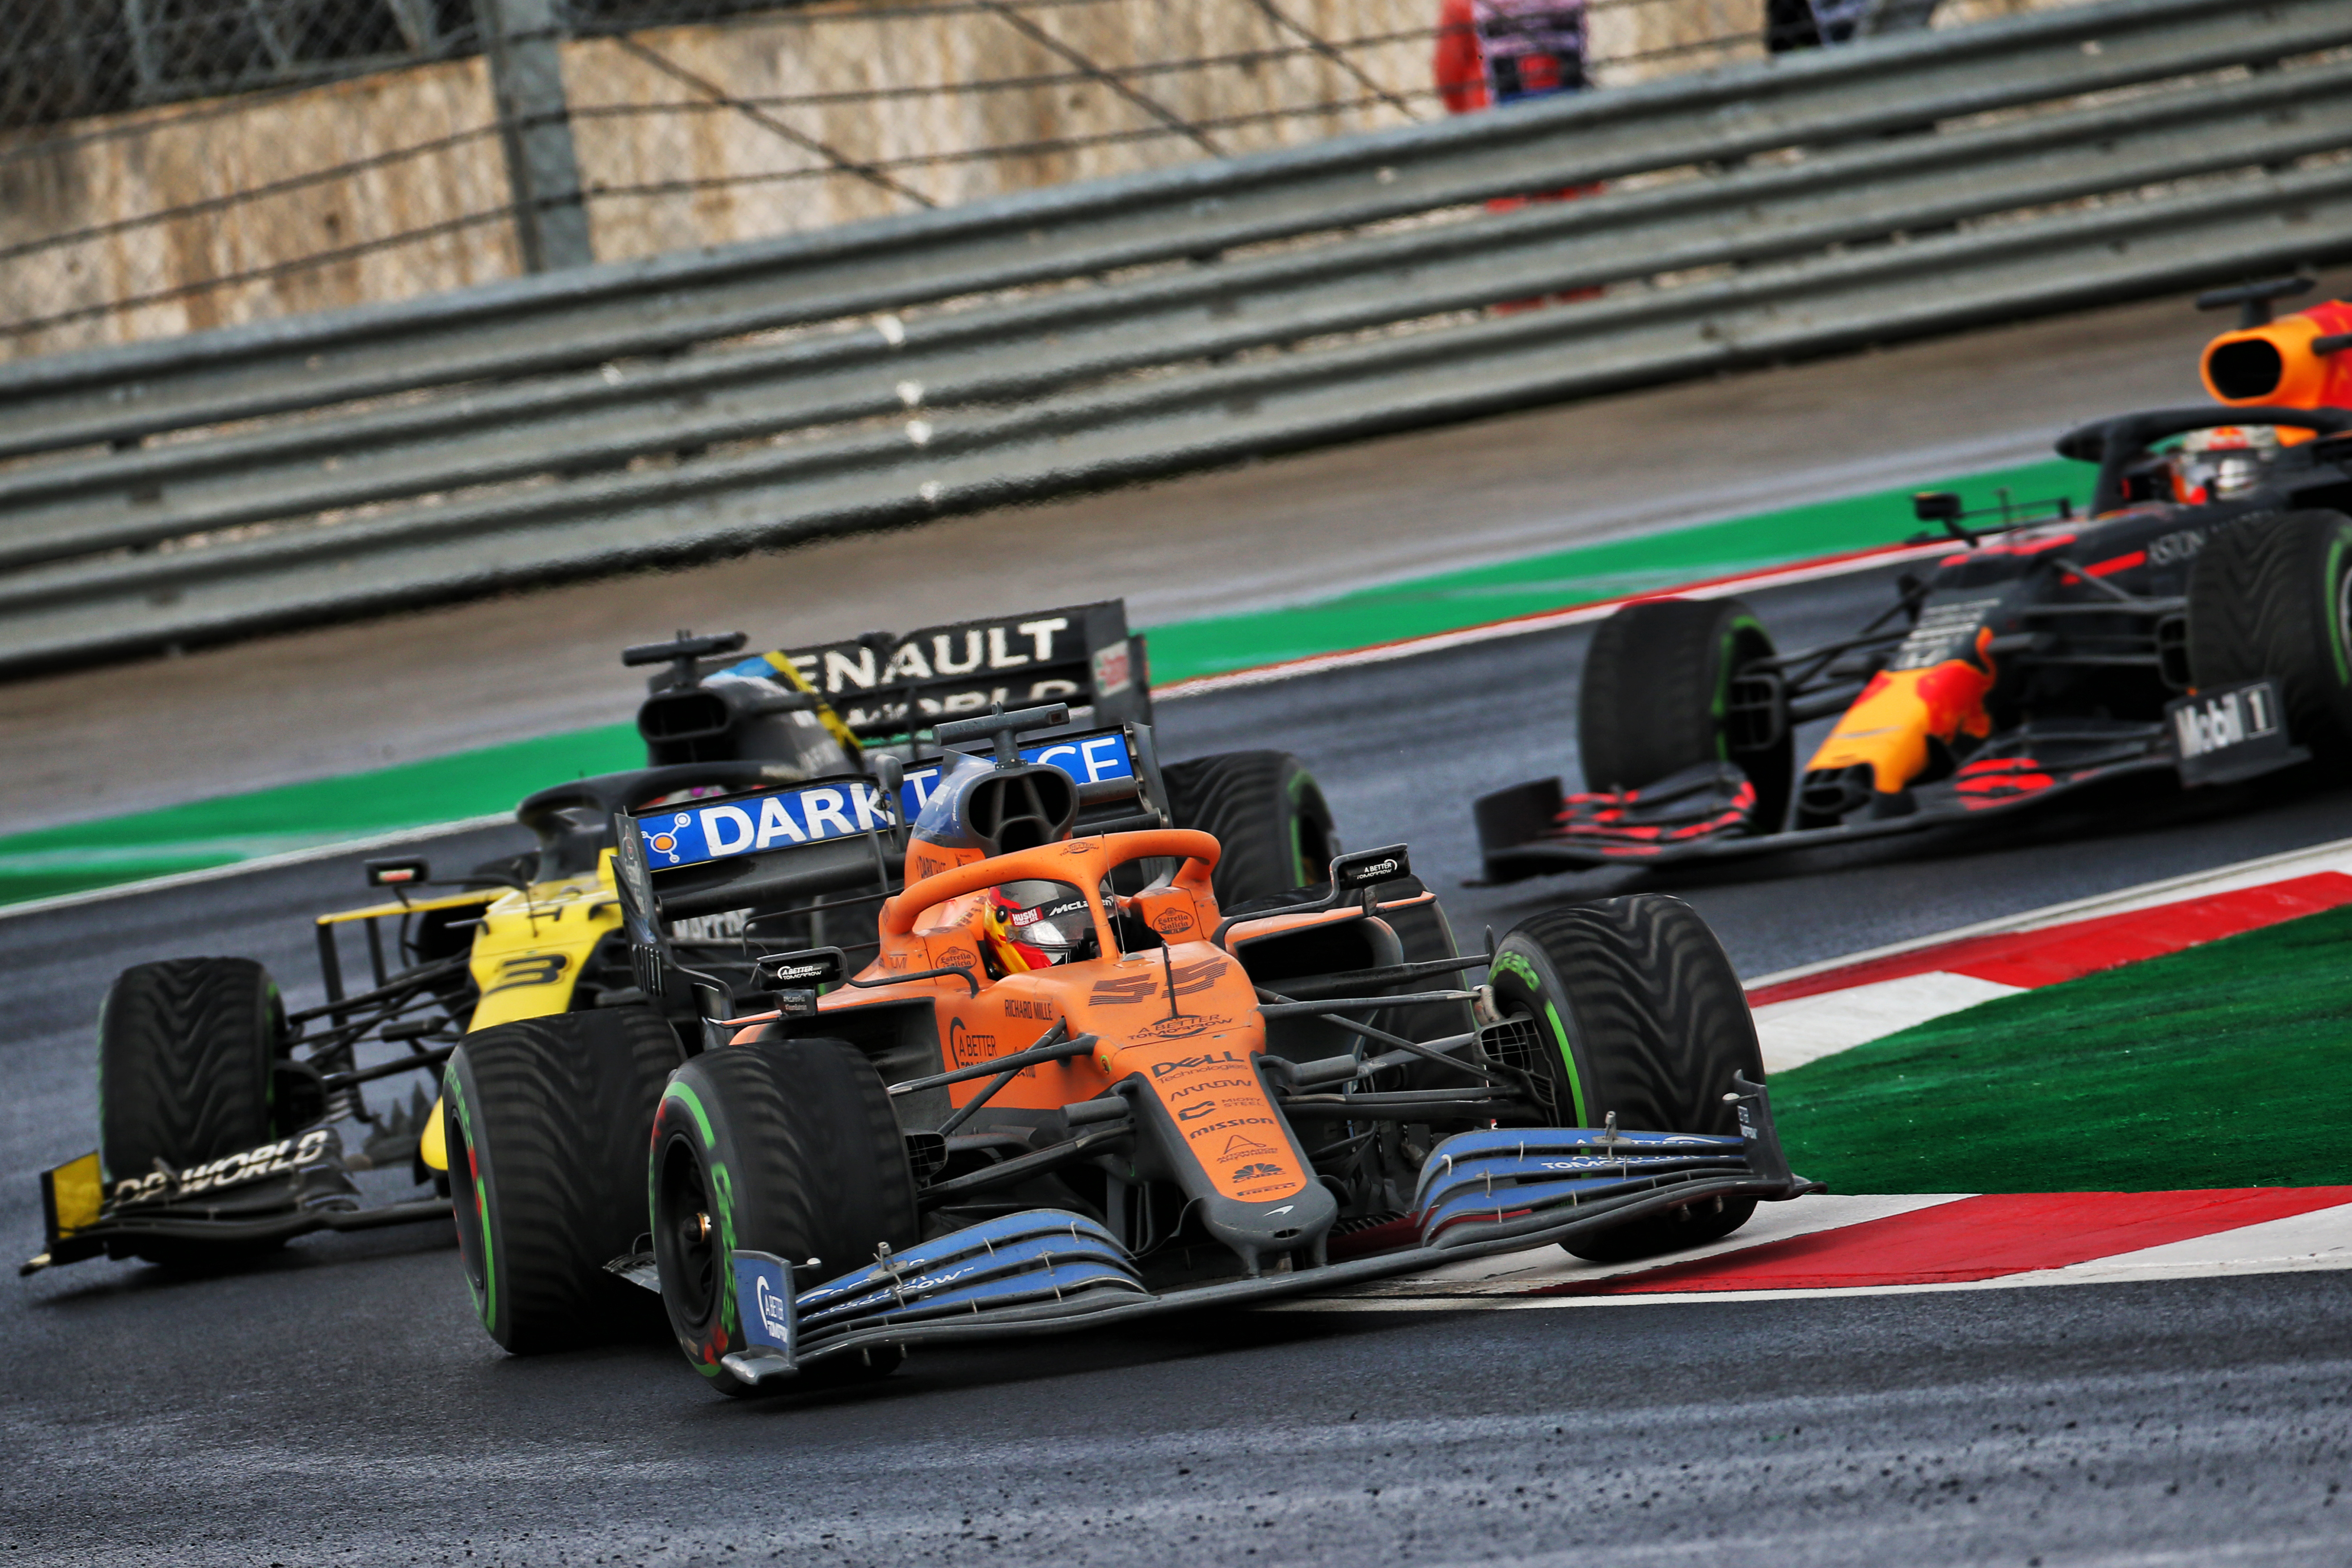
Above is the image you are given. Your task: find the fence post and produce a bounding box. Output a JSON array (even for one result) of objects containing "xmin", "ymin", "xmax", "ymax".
[{"xmin": 482, "ymin": 0, "xmax": 595, "ymax": 271}]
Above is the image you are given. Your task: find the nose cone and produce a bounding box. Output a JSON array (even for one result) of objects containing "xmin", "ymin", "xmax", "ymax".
[{"xmin": 1089, "ymin": 946, "xmax": 1338, "ymax": 1272}]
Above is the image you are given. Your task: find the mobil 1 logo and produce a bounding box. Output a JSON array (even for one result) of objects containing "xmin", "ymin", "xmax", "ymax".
[{"xmin": 2168, "ymin": 678, "xmax": 2297, "ymax": 786}]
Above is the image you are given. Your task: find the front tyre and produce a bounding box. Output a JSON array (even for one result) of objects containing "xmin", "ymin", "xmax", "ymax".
[
  {"xmin": 98, "ymin": 956, "xmax": 287, "ymax": 1266},
  {"xmin": 442, "ymin": 1006, "xmax": 680, "ymax": 1353},
  {"xmin": 2187, "ymin": 508, "xmax": 2352, "ymax": 776},
  {"xmin": 1488, "ymin": 894, "xmax": 1764, "ymax": 1262},
  {"xmin": 1578, "ymin": 597, "xmax": 1792, "ymax": 833},
  {"xmin": 99, "ymin": 957, "xmax": 282, "ymax": 1186},
  {"xmin": 652, "ymin": 1037, "xmax": 919, "ymax": 1398}
]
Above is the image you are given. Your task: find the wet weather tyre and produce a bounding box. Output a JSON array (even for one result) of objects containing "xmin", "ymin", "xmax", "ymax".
[
  {"xmin": 2186, "ymin": 508, "xmax": 2352, "ymax": 776},
  {"xmin": 1161, "ymin": 747, "xmax": 1345, "ymax": 907},
  {"xmin": 441, "ymin": 1006, "xmax": 681, "ymax": 1354},
  {"xmin": 1487, "ymin": 894, "xmax": 1764, "ymax": 1263},
  {"xmin": 652, "ymin": 1037, "xmax": 919, "ymax": 1399},
  {"xmin": 1162, "ymin": 750, "xmax": 1338, "ymax": 906},
  {"xmin": 98, "ymin": 957, "xmax": 282, "ymax": 1189},
  {"xmin": 1578, "ymin": 597, "xmax": 1792, "ymax": 833}
]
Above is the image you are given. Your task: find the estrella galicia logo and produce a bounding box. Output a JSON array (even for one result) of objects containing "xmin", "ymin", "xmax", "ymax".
[{"xmin": 485, "ymin": 952, "xmax": 567, "ymax": 996}]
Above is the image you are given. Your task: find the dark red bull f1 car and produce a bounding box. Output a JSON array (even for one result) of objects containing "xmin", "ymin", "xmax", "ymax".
[{"xmin": 1477, "ymin": 279, "xmax": 2352, "ymax": 880}]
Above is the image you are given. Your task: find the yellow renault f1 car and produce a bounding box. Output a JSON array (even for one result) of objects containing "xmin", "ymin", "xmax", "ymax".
[
  {"xmin": 1475, "ymin": 278, "xmax": 2352, "ymax": 879},
  {"xmin": 25, "ymin": 605, "xmax": 1340, "ymax": 1274}
]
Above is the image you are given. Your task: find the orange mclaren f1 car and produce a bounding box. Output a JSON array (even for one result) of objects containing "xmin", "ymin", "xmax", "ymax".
[
  {"xmin": 438, "ymin": 702, "xmax": 1815, "ymax": 1394},
  {"xmin": 1475, "ymin": 277, "xmax": 2352, "ymax": 879}
]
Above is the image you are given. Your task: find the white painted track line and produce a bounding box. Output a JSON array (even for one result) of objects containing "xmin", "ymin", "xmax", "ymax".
[{"xmin": 1752, "ymin": 972, "xmax": 2025, "ymax": 1073}]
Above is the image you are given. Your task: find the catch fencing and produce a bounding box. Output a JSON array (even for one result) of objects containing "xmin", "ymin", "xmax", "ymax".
[
  {"xmin": 0, "ymin": 0, "xmax": 2051, "ymax": 360},
  {"xmin": 0, "ymin": 0, "xmax": 2343, "ymax": 674}
]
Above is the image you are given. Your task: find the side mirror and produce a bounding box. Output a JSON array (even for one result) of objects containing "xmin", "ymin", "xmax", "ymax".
[
  {"xmin": 1911, "ymin": 491, "xmax": 1962, "ymax": 524},
  {"xmin": 1329, "ymin": 844, "xmax": 1411, "ymax": 893},
  {"xmin": 871, "ymin": 753, "xmax": 906, "ymax": 816},
  {"xmin": 754, "ymin": 947, "xmax": 848, "ymax": 990},
  {"xmin": 365, "ymin": 857, "xmax": 430, "ymax": 888}
]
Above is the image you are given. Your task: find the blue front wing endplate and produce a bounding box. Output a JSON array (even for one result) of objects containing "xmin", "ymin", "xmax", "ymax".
[{"xmin": 708, "ymin": 1077, "xmax": 1809, "ymax": 1383}]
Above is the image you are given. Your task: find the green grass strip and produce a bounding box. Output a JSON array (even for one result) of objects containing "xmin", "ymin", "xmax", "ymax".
[
  {"xmin": 0, "ymin": 724, "xmax": 641, "ymax": 904},
  {"xmin": 1145, "ymin": 457, "xmax": 2082, "ymax": 677},
  {"xmin": 0, "ymin": 455, "xmax": 2084, "ymax": 907},
  {"xmin": 1775, "ymin": 904, "xmax": 2352, "ymax": 1194}
]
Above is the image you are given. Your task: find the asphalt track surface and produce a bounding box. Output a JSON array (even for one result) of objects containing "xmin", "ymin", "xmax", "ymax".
[{"xmin": 8, "ymin": 563, "xmax": 2352, "ymax": 1565}]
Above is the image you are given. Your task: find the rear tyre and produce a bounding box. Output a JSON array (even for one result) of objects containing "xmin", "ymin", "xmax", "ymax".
[
  {"xmin": 1578, "ymin": 597, "xmax": 1792, "ymax": 833},
  {"xmin": 442, "ymin": 1006, "xmax": 681, "ymax": 1353},
  {"xmin": 2186, "ymin": 508, "xmax": 2352, "ymax": 776},
  {"xmin": 652, "ymin": 1037, "xmax": 919, "ymax": 1399},
  {"xmin": 1487, "ymin": 895, "xmax": 1763, "ymax": 1263},
  {"xmin": 99, "ymin": 957, "xmax": 282, "ymax": 1188},
  {"xmin": 1162, "ymin": 750, "xmax": 1338, "ymax": 906}
]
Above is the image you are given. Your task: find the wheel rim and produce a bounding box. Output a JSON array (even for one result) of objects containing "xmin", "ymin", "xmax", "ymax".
[
  {"xmin": 446, "ymin": 1109, "xmax": 491, "ymax": 1319},
  {"xmin": 654, "ymin": 1133, "xmax": 719, "ymax": 1326}
]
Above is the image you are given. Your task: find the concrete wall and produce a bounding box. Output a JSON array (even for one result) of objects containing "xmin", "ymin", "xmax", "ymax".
[{"xmin": 0, "ymin": 0, "xmax": 2089, "ymax": 361}]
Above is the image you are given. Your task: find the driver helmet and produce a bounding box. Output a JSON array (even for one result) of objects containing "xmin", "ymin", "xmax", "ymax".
[
  {"xmin": 2171, "ymin": 424, "xmax": 2279, "ymax": 505},
  {"xmin": 981, "ymin": 880, "xmax": 1094, "ymax": 973}
]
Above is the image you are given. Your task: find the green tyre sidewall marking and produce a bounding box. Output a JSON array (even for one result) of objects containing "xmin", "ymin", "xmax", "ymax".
[
  {"xmin": 441, "ymin": 1054, "xmax": 498, "ymax": 1338},
  {"xmin": 1490, "ymin": 946, "xmax": 1590, "ymax": 1127},
  {"xmin": 93, "ymin": 986, "xmax": 112, "ymax": 1185},
  {"xmin": 1287, "ymin": 765, "xmax": 1313, "ymax": 886},
  {"xmin": 657, "ymin": 1079, "xmax": 740, "ymax": 1380},
  {"xmin": 1712, "ymin": 613, "xmax": 1766, "ymax": 761},
  {"xmin": 2326, "ymin": 527, "xmax": 2350, "ymax": 688}
]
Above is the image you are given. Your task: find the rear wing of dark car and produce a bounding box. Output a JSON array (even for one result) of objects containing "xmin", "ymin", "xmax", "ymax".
[{"xmin": 723, "ymin": 601, "xmax": 1149, "ymax": 744}]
